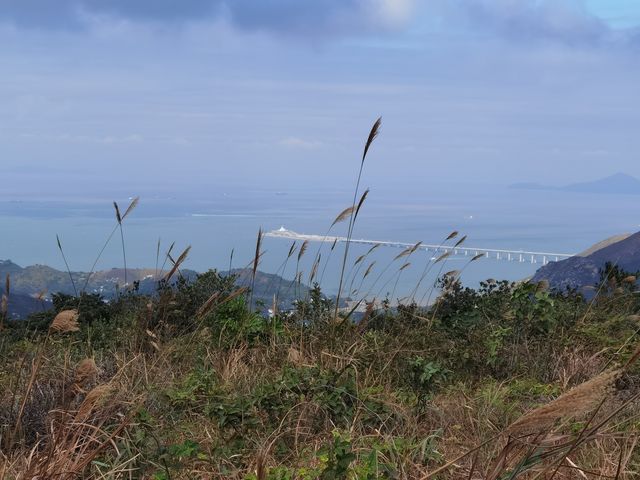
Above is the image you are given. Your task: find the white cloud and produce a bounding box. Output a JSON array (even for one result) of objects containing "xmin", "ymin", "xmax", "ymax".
[{"xmin": 370, "ymin": 0, "xmax": 416, "ymax": 29}]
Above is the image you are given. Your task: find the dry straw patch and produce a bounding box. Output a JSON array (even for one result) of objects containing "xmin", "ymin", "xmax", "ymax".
[
  {"xmin": 18, "ymin": 382, "xmax": 128, "ymax": 480},
  {"xmin": 49, "ymin": 309, "xmax": 80, "ymax": 333},
  {"xmin": 75, "ymin": 384, "xmax": 113, "ymax": 421},
  {"xmin": 507, "ymin": 369, "xmax": 622, "ymax": 435},
  {"xmin": 287, "ymin": 346, "xmax": 308, "ymax": 366},
  {"xmin": 73, "ymin": 358, "xmax": 99, "ymax": 392}
]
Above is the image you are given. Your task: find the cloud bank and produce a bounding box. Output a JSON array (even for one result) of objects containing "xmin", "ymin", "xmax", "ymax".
[
  {"xmin": 0, "ymin": 0, "xmax": 416, "ymax": 35},
  {"xmin": 2, "ymin": 0, "xmax": 635, "ymax": 48}
]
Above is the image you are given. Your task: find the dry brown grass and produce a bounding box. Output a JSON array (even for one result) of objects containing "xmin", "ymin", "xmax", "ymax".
[
  {"xmin": 49, "ymin": 309, "xmax": 80, "ymax": 333},
  {"xmin": 73, "ymin": 358, "xmax": 99, "ymax": 392},
  {"xmin": 507, "ymin": 369, "xmax": 622, "ymax": 435},
  {"xmin": 75, "ymin": 384, "xmax": 113, "ymax": 421},
  {"xmin": 2, "ymin": 329, "xmax": 637, "ymax": 480},
  {"xmin": 551, "ymin": 347, "xmax": 607, "ymax": 389},
  {"xmin": 2, "ymin": 354, "xmax": 139, "ymax": 480}
]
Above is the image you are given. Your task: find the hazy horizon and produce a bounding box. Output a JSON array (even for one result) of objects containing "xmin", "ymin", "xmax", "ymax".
[{"xmin": 2, "ymin": 1, "xmax": 640, "ymax": 198}]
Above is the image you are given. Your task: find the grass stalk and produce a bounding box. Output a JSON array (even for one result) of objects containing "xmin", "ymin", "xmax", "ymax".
[{"xmin": 334, "ymin": 117, "xmax": 381, "ymax": 323}]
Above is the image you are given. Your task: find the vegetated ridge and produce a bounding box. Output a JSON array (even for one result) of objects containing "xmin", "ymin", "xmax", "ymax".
[
  {"xmin": 0, "ymin": 259, "xmax": 310, "ymax": 319},
  {"xmin": 533, "ymin": 230, "xmax": 640, "ymax": 292}
]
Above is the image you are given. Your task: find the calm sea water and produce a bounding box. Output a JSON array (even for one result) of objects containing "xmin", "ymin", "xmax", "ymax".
[{"xmin": 0, "ymin": 183, "xmax": 637, "ymax": 299}]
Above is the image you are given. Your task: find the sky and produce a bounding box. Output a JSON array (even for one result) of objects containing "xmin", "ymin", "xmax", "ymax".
[{"xmin": 2, "ymin": 0, "xmax": 640, "ymax": 197}]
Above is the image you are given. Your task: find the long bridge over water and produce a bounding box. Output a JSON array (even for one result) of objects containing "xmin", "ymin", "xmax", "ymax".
[{"xmin": 265, "ymin": 228, "xmax": 574, "ymax": 266}]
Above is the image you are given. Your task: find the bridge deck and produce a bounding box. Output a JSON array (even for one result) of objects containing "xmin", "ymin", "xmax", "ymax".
[{"xmin": 265, "ymin": 229, "xmax": 574, "ymax": 265}]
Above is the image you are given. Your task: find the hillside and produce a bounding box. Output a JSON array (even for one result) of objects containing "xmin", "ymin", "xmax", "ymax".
[
  {"xmin": 532, "ymin": 231, "xmax": 640, "ymax": 291},
  {"xmin": 0, "ymin": 260, "xmax": 311, "ymax": 318},
  {"xmin": 2, "ymin": 262, "xmax": 639, "ymax": 478},
  {"xmin": 0, "ymin": 260, "xmax": 167, "ymax": 298},
  {"xmin": 577, "ymin": 233, "xmax": 632, "ymax": 257},
  {"xmin": 2, "ymin": 292, "xmax": 51, "ymax": 320}
]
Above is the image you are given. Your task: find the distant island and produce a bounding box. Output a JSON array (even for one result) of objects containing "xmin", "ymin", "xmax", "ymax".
[{"xmin": 510, "ymin": 172, "xmax": 640, "ymax": 195}]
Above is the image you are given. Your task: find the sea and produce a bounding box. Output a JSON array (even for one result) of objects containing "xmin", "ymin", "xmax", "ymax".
[{"xmin": 0, "ymin": 183, "xmax": 637, "ymax": 301}]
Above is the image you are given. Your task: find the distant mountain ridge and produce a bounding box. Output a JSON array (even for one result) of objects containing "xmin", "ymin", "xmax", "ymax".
[
  {"xmin": 511, "ymin": 172, "xmax": 640, "ymax": 195},
  {"xmin": 532, "ymin": 231, "xmax": 640, "ymax": 292},
  {"xmin": 0, "ymin": 260, "xmax": 311, "ymax": 319},
  {"xmin": 0, "ymin": 260, "xmax": 192, "ymax": 299}
]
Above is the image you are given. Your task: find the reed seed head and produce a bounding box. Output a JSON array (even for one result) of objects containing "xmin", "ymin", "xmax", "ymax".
[
  {"xmin": 507, "ymin": 369, "xmax": 622, "ymax": 435},
  {"xmin": 362, "ymin": 117, "xmax": 382, "ymax": 162},
  {"xmin": 331, "ymin": 206, "xmax": 355, "ymax": 228},
  {"xmin": 76, "ymin": 384, "xmax": 112, "ymax": 420},
  {"xmin": 354, "ymin": 189, "xmax": 369, "ymax": 220},
  {"xmin": 298, "ymin": 240, "xmax": 308, "ymax": 262},
  {"xmin": 50, "ymin": 309, "xmax": 80, "ymax": 333},
  {"xmin": 123, "ymin": 196, "xmax": 140, "ymax": 219},
  {"xmin": 454, "ymin": 235, "xmax": 467, "ymax": 248},
  {"xmin": 74, "ymin": 358, "xmax": 99, "ymax": 388},
  {"xmin": 113, "ymin": 201, "xmax": 122, "ymax": 224}
]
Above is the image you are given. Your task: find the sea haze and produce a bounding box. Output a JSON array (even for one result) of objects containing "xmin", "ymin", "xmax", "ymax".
[{"xmin": 0, "ymin": 182, "xmax": 637, "ymax": 298}]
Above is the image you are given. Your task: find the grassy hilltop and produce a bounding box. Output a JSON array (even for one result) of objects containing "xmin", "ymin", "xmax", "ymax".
[
  {"xmin": 1, "ymin": 272, "xmax": 639, "ymax": 479},
  {"xmin": 1, "ymin": 121, "xmax": 639, "ymax": 479}
]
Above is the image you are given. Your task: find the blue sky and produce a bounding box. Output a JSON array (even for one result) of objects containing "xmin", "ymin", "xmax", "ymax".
[
  {"xmin": 1, "ymin": 1, "xmax": 640, "ymax": 197},
  {"xmin": 587, "ymin": 0, "xmax": 640, "ymax": 27}
]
